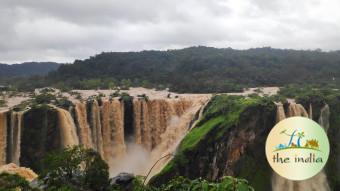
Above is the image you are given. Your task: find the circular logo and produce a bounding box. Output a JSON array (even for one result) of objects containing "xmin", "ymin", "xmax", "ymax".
[{"xmin": 265, "ymin": 116, "xmax": 330, "ymax": 180}]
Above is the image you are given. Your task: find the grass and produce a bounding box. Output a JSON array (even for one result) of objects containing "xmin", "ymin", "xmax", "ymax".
[
  {"xmin": 180, "ymin": 116, "xmax": 224, "ymax": 151},
  {"xmin": 274, "ymin": 147, "xmax": 320, "ymax": 152}
]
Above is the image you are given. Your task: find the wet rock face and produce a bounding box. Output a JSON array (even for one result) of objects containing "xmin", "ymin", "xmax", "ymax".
[
  {"xmin": 224, "ymin": 105, "xmax": 275, "ymax": 178},
  {"xmin": 123, "ymin": 97, "xmax": 134, "ymax": 142},
  {"xmin": 205, "ymin": 104, "xmax": 275, "ymax": 189},
  {"xmin": 326, "ymin": 98, "xmax": 340, "ymax": 190},
  {"xmin": 110, "ymin": 172, "xmax": 135, "ymax": 191},
  {"xmin": 20, "ymin": 106, "xmax": 60, "ymax": 173}
]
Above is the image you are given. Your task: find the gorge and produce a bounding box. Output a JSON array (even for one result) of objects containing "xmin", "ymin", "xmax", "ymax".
[{"xmin": 1, "ymin": 88, "xmax": 340, "ymax": 191}]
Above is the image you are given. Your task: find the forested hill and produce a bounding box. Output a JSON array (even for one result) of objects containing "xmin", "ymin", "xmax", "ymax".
[
  {"xmin": 47, "ymin": 47, "xmax": 340, "ymax": 92},
  {"xmin": 0, "ymin": 62, "xmax": 60, "ymax": 78}
]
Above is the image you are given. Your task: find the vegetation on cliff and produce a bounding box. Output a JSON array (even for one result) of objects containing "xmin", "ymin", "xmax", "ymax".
[
  {"xmin": 113, "ymin": 176, "xmax": 254, "ymax": 191},
  {"xmin": 0, "ymin": 172, "xmax": 38, "ymax": 191},
  {"xmin": 40, "ymin": 146, "xmax": 110, "ymax": 191},
  {"xmin": 12, "ymin": 90, "xmax": 73, "ymax": 111},
  {"xmin": 0, "ymin": 99, "xmax": 6, "ymax": 107}
]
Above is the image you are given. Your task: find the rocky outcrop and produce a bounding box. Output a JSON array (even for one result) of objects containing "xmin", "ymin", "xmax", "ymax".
[
  {"xmin": 0, "ymin": 163, "xmax": 38, "ymax": 182},
  {"xmin": 150, "ymin": 96, "xmax": 276, "ymax": 190},
  {"xmin": 20, "ymin": 106, "xmax": 60, "ymax": 173},
  {"xmin": 110, "ymin": 172, "xmax": 135, "ymax": 191},
  {"xmin": 150, "ymin": 97, "xmax": 337, "ymax": 190}
]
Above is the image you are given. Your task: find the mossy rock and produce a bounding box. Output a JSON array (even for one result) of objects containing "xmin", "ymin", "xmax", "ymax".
[{"xmin": 20, "ymin": 105, "xmax": 61, "ymax": 173}]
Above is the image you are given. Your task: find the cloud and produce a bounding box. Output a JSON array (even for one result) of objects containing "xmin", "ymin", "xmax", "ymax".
[{"xmin": 0, "ymin": 0, "xmax": 339, "ymax": 63}]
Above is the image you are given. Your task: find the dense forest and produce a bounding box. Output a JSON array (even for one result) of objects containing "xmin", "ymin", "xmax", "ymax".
[
  {"xmin": 3, "ymin": 46, "xmax": 340, "ymax": 92},
  {"xmin": 0, "ymin": 62, "xmax": 60, "ymax": 78}
]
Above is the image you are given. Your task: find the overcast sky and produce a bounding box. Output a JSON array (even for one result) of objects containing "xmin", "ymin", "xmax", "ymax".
[{"xmin": 1, "ymin": 0, "xmax": 340, "ymax": 63}]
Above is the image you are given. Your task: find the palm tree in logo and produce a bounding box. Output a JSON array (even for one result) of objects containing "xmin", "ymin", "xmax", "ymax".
[{"xmin": 297, "ymin": 131, "xmax": 305, "ymax": 147}]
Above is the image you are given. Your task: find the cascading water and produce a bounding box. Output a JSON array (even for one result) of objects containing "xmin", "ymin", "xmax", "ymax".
[
  {"xmin": 287, "ymin": 103, "xmax": 309, "ymax": 117},
  {"xmin": 74, "ymin": 102, "xmax": 94, "ymax": 148},
  {"xmin": 309, "ymin": 103, "xmax": 313, "ymax": 119},
  {"xmin": 89, "ymin": 100, "xmax": 104, "ymax": 158},
  {"xmin": 133, "ymin": 99, "xmax": 151, "ymax": 150},
  {"xmin": 272, "ymin": 102, "xmax": 330, "ymax": 191},
  {"xmin": 56, "ymin": 108, "xmax": 79, "ymax": 148},
  {"xmin": 319, "ymin": 104, "xmax": 330, "ymax": 132},
  {"xmin": 109, "ymin": 97, "xmax": 209, "ymax": 177},
  {"xmin": 133, "ymin": 99, "xmax": 189, "ymax": 150},
  {"xmin": 0, "ymin": 93, "xmax": 209, "ymax": 180},
  {"xmin": 147, "ymin": 97, "xmax": 209, "ymax": 180},
  {"xmin": 0, "ymin": 112, "xmax": 7, "ymax": 165},
  {"xmin": 101, "ymin": 100, "xmax": 126, "ymax": 164},
  {"xmin": 8, "ymin": 111, "xmax": 24, "ymax": 165}
]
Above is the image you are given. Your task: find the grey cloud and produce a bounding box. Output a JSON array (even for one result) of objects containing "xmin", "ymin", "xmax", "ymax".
[{"xmin": 0, "ymin": 0, "xmax": 339, "ymax": 63}]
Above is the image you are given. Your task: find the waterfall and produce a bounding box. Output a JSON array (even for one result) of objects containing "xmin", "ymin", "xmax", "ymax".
[
  {"xmin": 309, "ymin": 103, "xmax": 313, "ymax": 119},
  {"xmin": 147, "ymin": 97, "xmax": 209, "ymax": 180},
  {"xmin": 132, "ymin": 98, "xmax": 197, "ymax": 152},
  {"xmin": 133, "ymin": 99, "xmax": 189, "ymax": 150},
  {"xmin": 52, "ymin": 97, "xmax": 207, "ymax": 177},
  {"xmin": 133, "ymin": 99, "xmax": 152, "ymax": 150},
  {"xmin": 276, "ymin": 103, "xmax": 286, "ymax": 123},
  {"xmin": 272, "ymin": 103, "xmax": 330, "ymax": 191},
  {"xmin": 56, "ymin": 108, "xmax": 79, "ymax": 148},
  {"xmin": 147, "ymin": 100, "xmax": 167, "ymax": 149},
  {"xmin": 0, "ymin": 93, "xmax": 210, "ymax": 180},
  {"xmin": 101, "ymin": 100, "xmax": 126, "ymax": 163},
  {"xmin": 8, "ymin": 112, "xmax": 24, "ymax": 165},
  {"xmin": 89, "ymin": 100, "xmax": 104, "ymax": 158},
  {"xmin": 0, "ymin": 112, "xmax": 7, "ymax": 165},
  {"xmin": 287, "ymin": 103, "xmax": 309, "ymax": 117},
  {"xmin": 74, "ymin": 102, "xmax": 94, "ymax": 148},
  {"xmin": 109, "ymin": 96, "xmax": 210, "ymax": 177},
  {"xmin": 318, "ymin": 104, "xmax": 330, "ymax": 132}
]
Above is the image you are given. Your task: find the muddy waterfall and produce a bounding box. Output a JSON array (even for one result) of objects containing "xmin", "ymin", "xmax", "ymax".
[{"xmin": 0, "ymin": 96, "xmax": 208, "ymax": 177}]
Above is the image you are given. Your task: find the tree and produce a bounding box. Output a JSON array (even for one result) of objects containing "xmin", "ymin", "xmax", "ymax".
[
  {"xmin": 120, "ymin": 79, "xmax": 132, "ymax": 90},
  {"xmin": 297, "ymin": 131, "xmax": 305, "ymax": 147},
  {"xmin": 33, "ymin": 93, "xmax": 57, "ymax": 104},
  {"xmin": 40, "ymin": 146, "xmax": 110, "ymax": 191}
]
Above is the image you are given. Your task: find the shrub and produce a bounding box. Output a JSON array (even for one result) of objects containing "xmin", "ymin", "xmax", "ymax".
[
  {"xmin": 0, "ymin": 172, "xmax": 35, "ymax": 191},
  {"xmin": 0, "ymin": 99, "xmax": 7, "ymax": 107},
  {"xmin": 33, "ymin": 93, "xmax": 57, "ymax": 105},
  {"xmin": 40, "ymin": 146, "xmax": 110, "ymax": 191}
]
